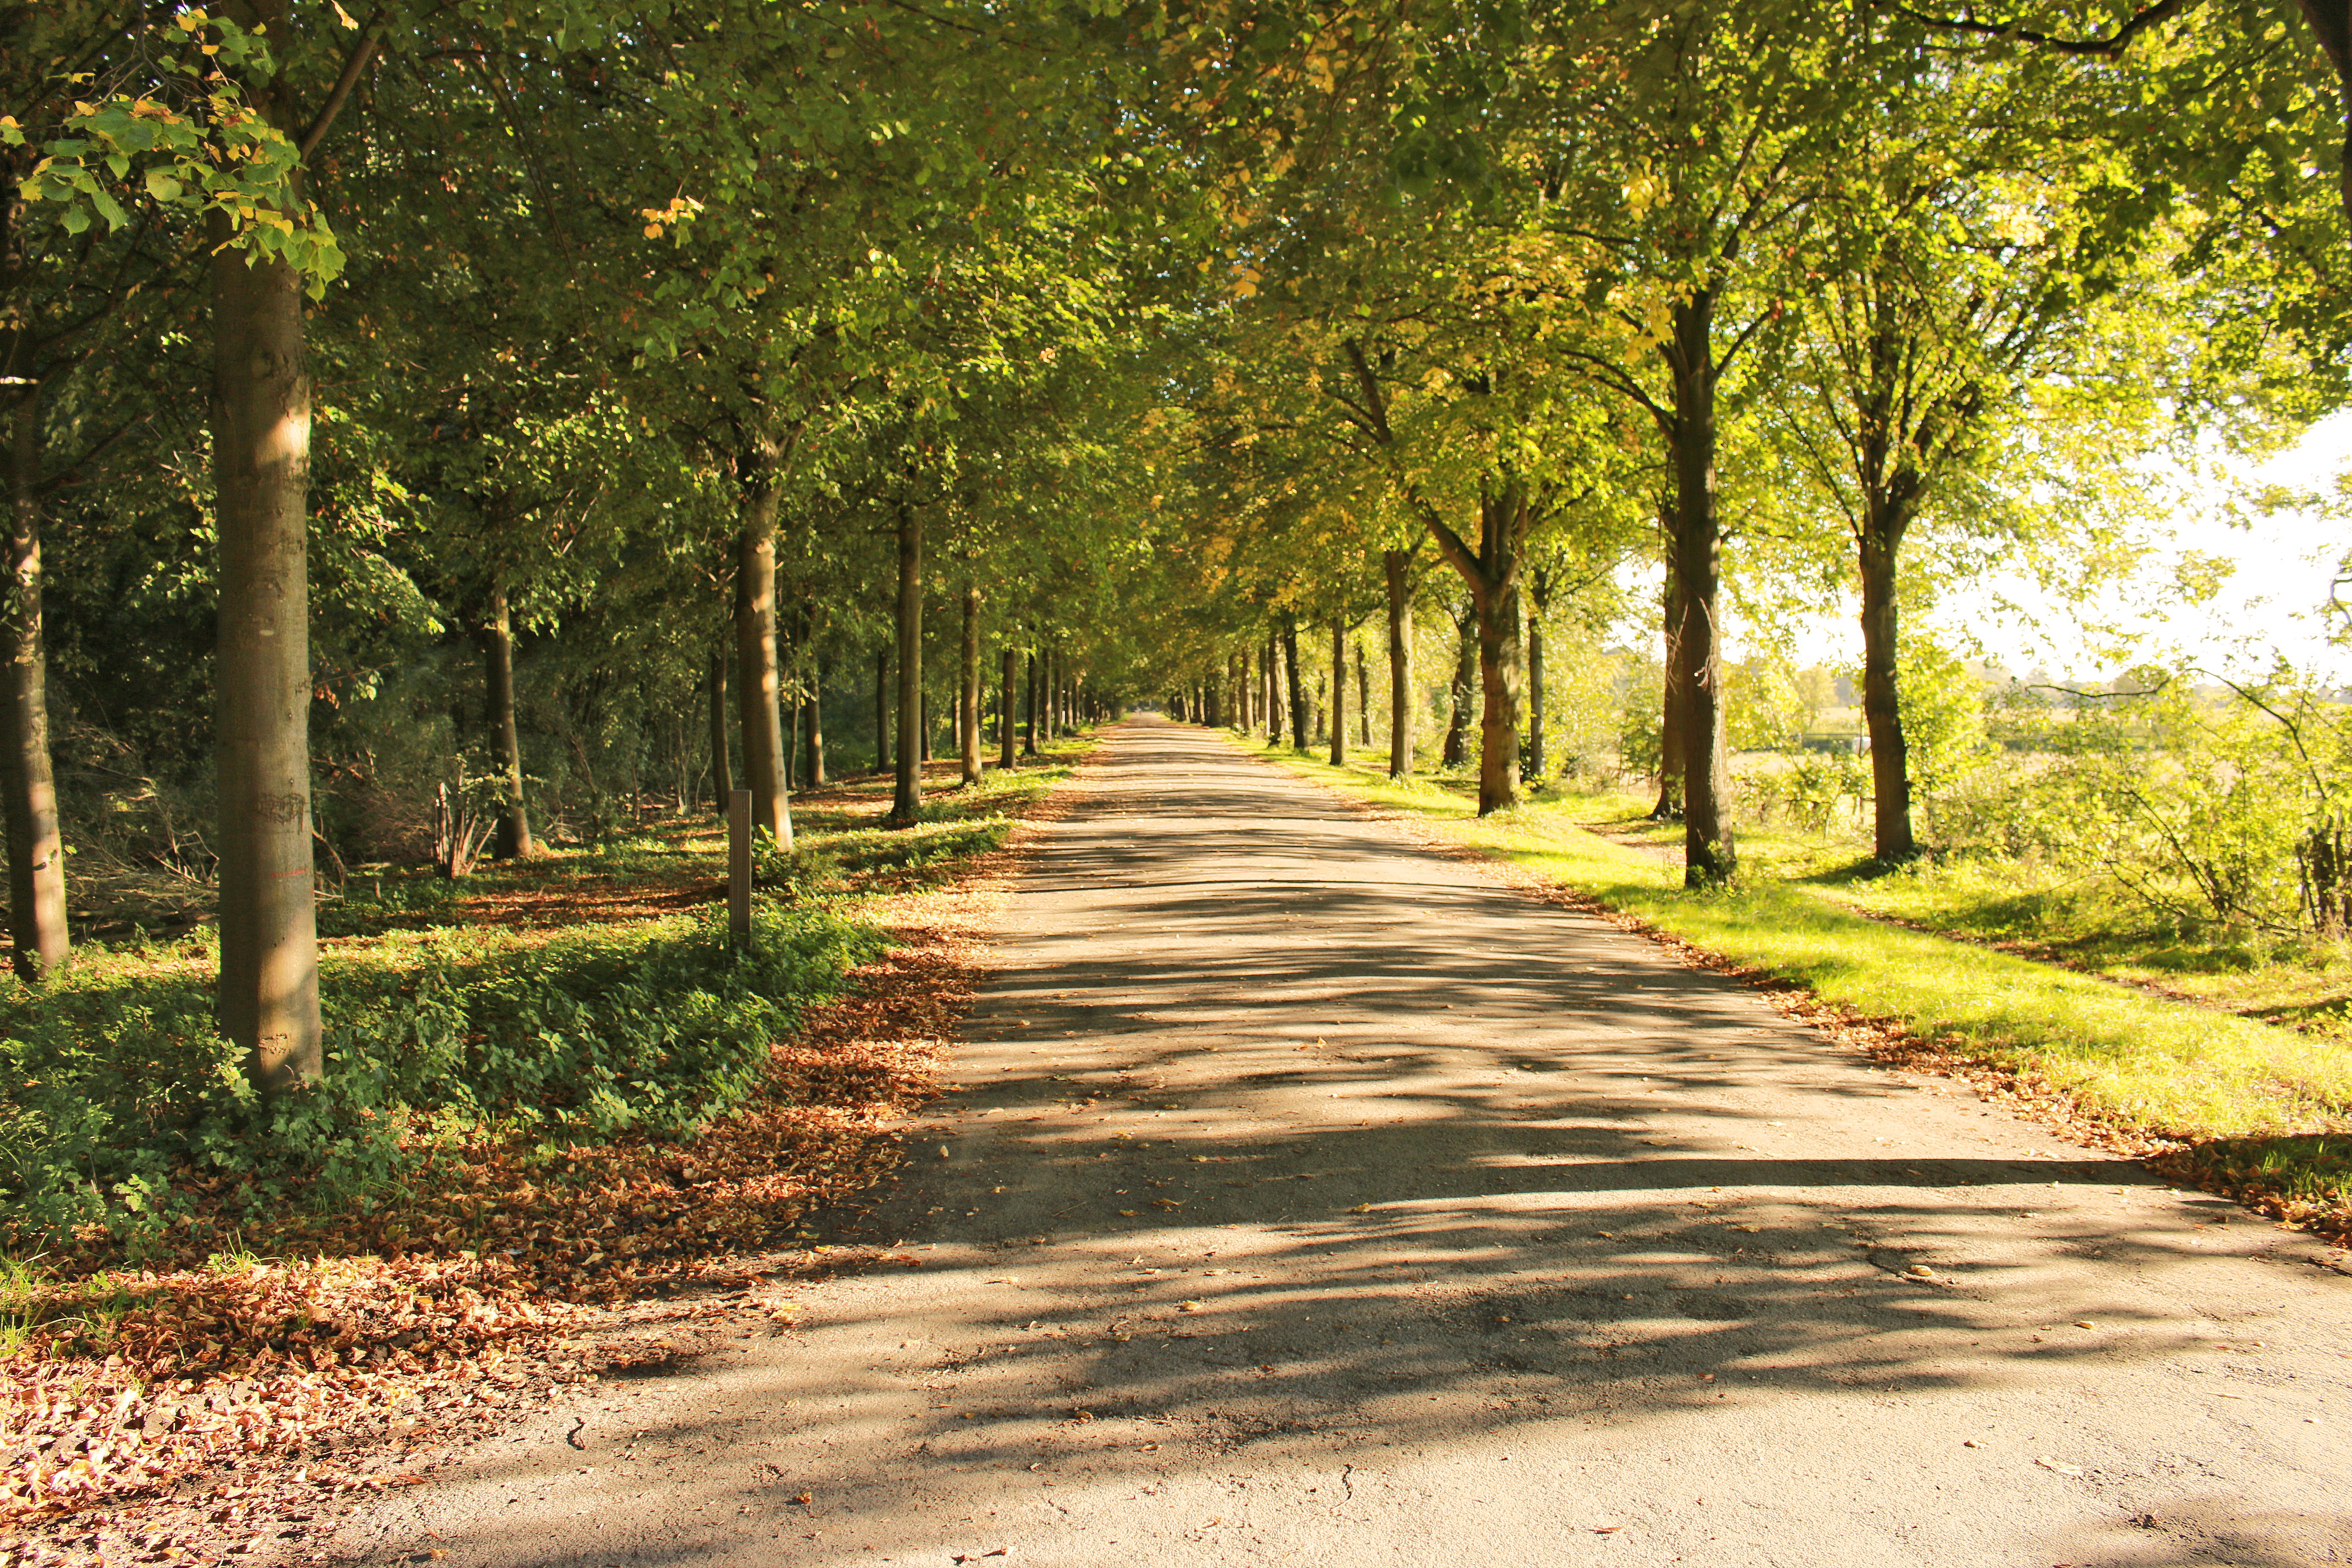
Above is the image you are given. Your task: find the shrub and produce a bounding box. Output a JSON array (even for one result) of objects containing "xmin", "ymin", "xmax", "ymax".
[{"xmin": 0, "ymin": 903, "xmax": 883, "ymax": 1253}]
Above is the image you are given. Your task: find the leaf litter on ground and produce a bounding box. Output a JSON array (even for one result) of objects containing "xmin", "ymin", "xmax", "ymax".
[{"xmin": 2, "ymin": 753, "xmax": 1092, "ymax": 1566}]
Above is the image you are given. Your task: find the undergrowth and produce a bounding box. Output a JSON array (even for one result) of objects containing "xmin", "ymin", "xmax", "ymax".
[
  {"xmin": 2, "ymin": 900, "xmax": 883, "ymax": 1262},
  {"xmin": 0, "ymin": 749, "xmax": 1077, "ymax": 1266}
]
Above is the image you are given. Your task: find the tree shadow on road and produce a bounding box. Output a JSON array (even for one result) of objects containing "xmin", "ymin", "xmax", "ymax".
[{"xmin": 385, "ymin": 725, "xmax": 2346, "ymax": 1568}]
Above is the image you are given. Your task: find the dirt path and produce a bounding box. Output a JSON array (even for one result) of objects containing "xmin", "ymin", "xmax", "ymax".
[{"xmin": 325, "ymin": 719, "xmax": 2351, "ymax": 1568}]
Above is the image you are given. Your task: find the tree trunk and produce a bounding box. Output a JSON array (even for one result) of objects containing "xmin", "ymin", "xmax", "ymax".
[
  {"xmin": 1024, "ymin": 649, "xmax": 1039, "ymax": 756},
  {"xmin": 1473, "ymin": 578, "xmax": 1525, "ymax": 814},
  {"xmin": 2297, "ymin": 0, "xmax": 2352, "ymax": 233},
  {"xmin": 1859, "ymin": 503, "xmax": 1917, "ymax": 862},
  {"xmin": 999, "ymin": 646, "xmax": 1017, "ymax": 769},
  {"xmin": 732, "ymin": 446, "xmax": 791, "ymax": 848},
  {"xmin": 1652, "ymin": 547, "xmax": 1686, "ymax": 821},
  {"xmin": 1329, "ymin": 618, "xmax": 1348, "ymax": 766},
  {"xmin": 783, "ymin": 670, "xmax": 798, "ymax": 792},
  {"xmin": 1525, "ymin": 597, "xmax": 1547, "ymax": 783},
  {"xmin": 211, "ymin": 207, "xmax": 322, "ymax": 1091},
  {"xmin": 707, "ymin": 649, "xmax": 732, "ymax": 807},
  {"xmin": 959, "ymin": 581, "xmax": 982, "ymax": 785},
  {"xmin": 805, "ymin": 655, "xmax": 826, "ymax": 788},
  {"xmin": 890, "ymin": 504, "xmax": 923, "ymax": 824},
  {"xmin": 1282, "ymin": 616, "xmax": 1309, "ymax": 752},
  {"xmin": 1356, "ymin": 637, "xmax": 1371, "ymax": 747},
  {"xmin": 1442, "ymin": 604, "xmax": 1475, "ymax": 768},
  {"xmin": 1262, "ymin": 639, "xmax": 1280, "ymax": 746},
  {"xmin": 0, "ymin": 389, "xmax": 67, "ymax": 979},
  {"xmin": 479, "ymin": 583, "xmax": 533, "ymax": 859},
  {"xmin": 1384, "ymin": 550, "xmax": 1414, "ymax": 780},
  {"xmin": 1667, "ymin": 294, "xmax": 1736, "ymax": 886},
  {"xmin": 874, "ymin": 647, "xmax": 890, "ymax": 775}
]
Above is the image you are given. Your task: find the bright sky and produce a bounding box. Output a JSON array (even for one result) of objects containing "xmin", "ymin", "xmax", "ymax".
[{"xmin": 1748, "ymin": 410, "xmax": 2352, "ymax": 685}]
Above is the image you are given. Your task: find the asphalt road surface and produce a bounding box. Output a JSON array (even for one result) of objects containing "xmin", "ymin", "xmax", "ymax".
[{"xmin": 328, "ymin": 718, "xmax": 2352, "ymax": 1568}]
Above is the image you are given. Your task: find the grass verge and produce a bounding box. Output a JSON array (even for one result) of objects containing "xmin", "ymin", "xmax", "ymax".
[
  {"xmin": 0, "ymin": 739, "xmax": 1095, "ymax": 1549},
  {"xmin": 1235, "ymin": 736, "xmax": 2352, "ymax": 1243}
]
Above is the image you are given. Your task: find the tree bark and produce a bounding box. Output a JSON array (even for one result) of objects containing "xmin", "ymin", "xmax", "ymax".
[
  {"xmin": 1652, "ymin": 546, "xmax": 1687, "ymax": 821},
  {"xmin": 1281, "ymin": 616, "xmax": 1309, "ymax": 753},
  {"xmin": 479, "ymin": 582, "xmax": 533, "ymax": 859},
  {"xmin": 0, "ymin": 387, "xmax": 67, "ymax": 979},
  {"xmin": 890, "ymin": 504, "xmax": 922, "ymax": 824},
  {"xmin": 999, "ymin": 646, "xmax": 1017, "ymax": 769},
  {"xmin": 1356, "ymin": 637, "xmax": 1371, "ymax": 747},
  {"xmin": 708, "ymin": 649, "xmax": 732, "ymax": 805},
  {"xmin": 959, "ymin": 581, "xmax": 982, "ymax": 785},
  {"xmin": 805, "ymin": 655, "xmax": 826, "ymax": 789},
  {"xmin": 874, "ymin": 647, "xmax": 890, "ymax": 775},
  {"xmin": 1666, "ymin": 293, "xmax": 1736, "ymax": 886},
  {"xmin": 732, "ymin": 444, "xmax": 791, "ymax": 848},
  {"xmin": 211, "ymin": 205, "xmax": 321, "ymax": 1090},
  {"xmin": 1384, "ymin": 550, "xmax": 1414, "ymax": 780},
  {"xmin": 2298, "ymin": 0, "xmax": 2352, "ymax": 233},
  {"xmin": 1442, "ymin": 603, "xmax": 1475, "ymax": 768},
  {"xmin": 1262, "ymin": 639, "xmax": 1280, "ymax": 746},
  {"xmin": 1859, "ymin": 502, "xmax": 1917, "ymax": 862},
  {"xmin": 1525, "ymin": 593, "xmax": 1547, "ymax": 783},
  {"xmin": 783, "ymin": 666, "xmax": 798, "ymax": 792},
  {"xmin": 1328, "ymin": 618, "xmax": 1347, "ymax": 766},
  {"xmin": 1474, "ymin": 575, "xmax": 1525, "ymax": 814},
  {"xmin": 1023, "ymin": 649, "xmax": 1039, "ymax": 756}
]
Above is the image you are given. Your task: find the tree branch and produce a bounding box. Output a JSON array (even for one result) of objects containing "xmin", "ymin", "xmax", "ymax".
[
  {"xmin": 299, "ymin": 10, "xmax": 389, "ymax": 161},
  {"xmin": 1890, "ymin": 0, "xmax": 2200, "ymax": 57}
]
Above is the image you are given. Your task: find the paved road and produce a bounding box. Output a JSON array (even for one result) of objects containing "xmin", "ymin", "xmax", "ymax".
[{"xmin": 331, "ymin": 719, "xmax": 2352, "ymax": 1568}]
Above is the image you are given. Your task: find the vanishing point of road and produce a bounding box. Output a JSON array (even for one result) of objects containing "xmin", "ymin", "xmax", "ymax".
[{"xmin": 331, "ymin": 719, "xmax": 2352, "ymax": 1568}]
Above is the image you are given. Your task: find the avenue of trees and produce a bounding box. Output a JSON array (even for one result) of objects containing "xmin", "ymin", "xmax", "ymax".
[{"xmin": 2, "ymin": 0, "xmax": 2346, "ymax": 1099}]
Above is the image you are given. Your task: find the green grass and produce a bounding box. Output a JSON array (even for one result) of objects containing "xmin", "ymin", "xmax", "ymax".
[{"xmin": 1238, "ymin": 734, "xmax": 2352, "ymax": 1232}]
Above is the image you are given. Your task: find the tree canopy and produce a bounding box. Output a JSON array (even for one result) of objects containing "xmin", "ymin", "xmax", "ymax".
[{"xmin": 1, "ymin": 0, "xmax": 2343, "ymax": 1066}]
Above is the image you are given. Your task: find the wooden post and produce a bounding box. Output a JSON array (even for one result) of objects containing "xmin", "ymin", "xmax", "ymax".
[{"xmin": 727, "ymin": 788, "xmax": 752, "ymax": 945}]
